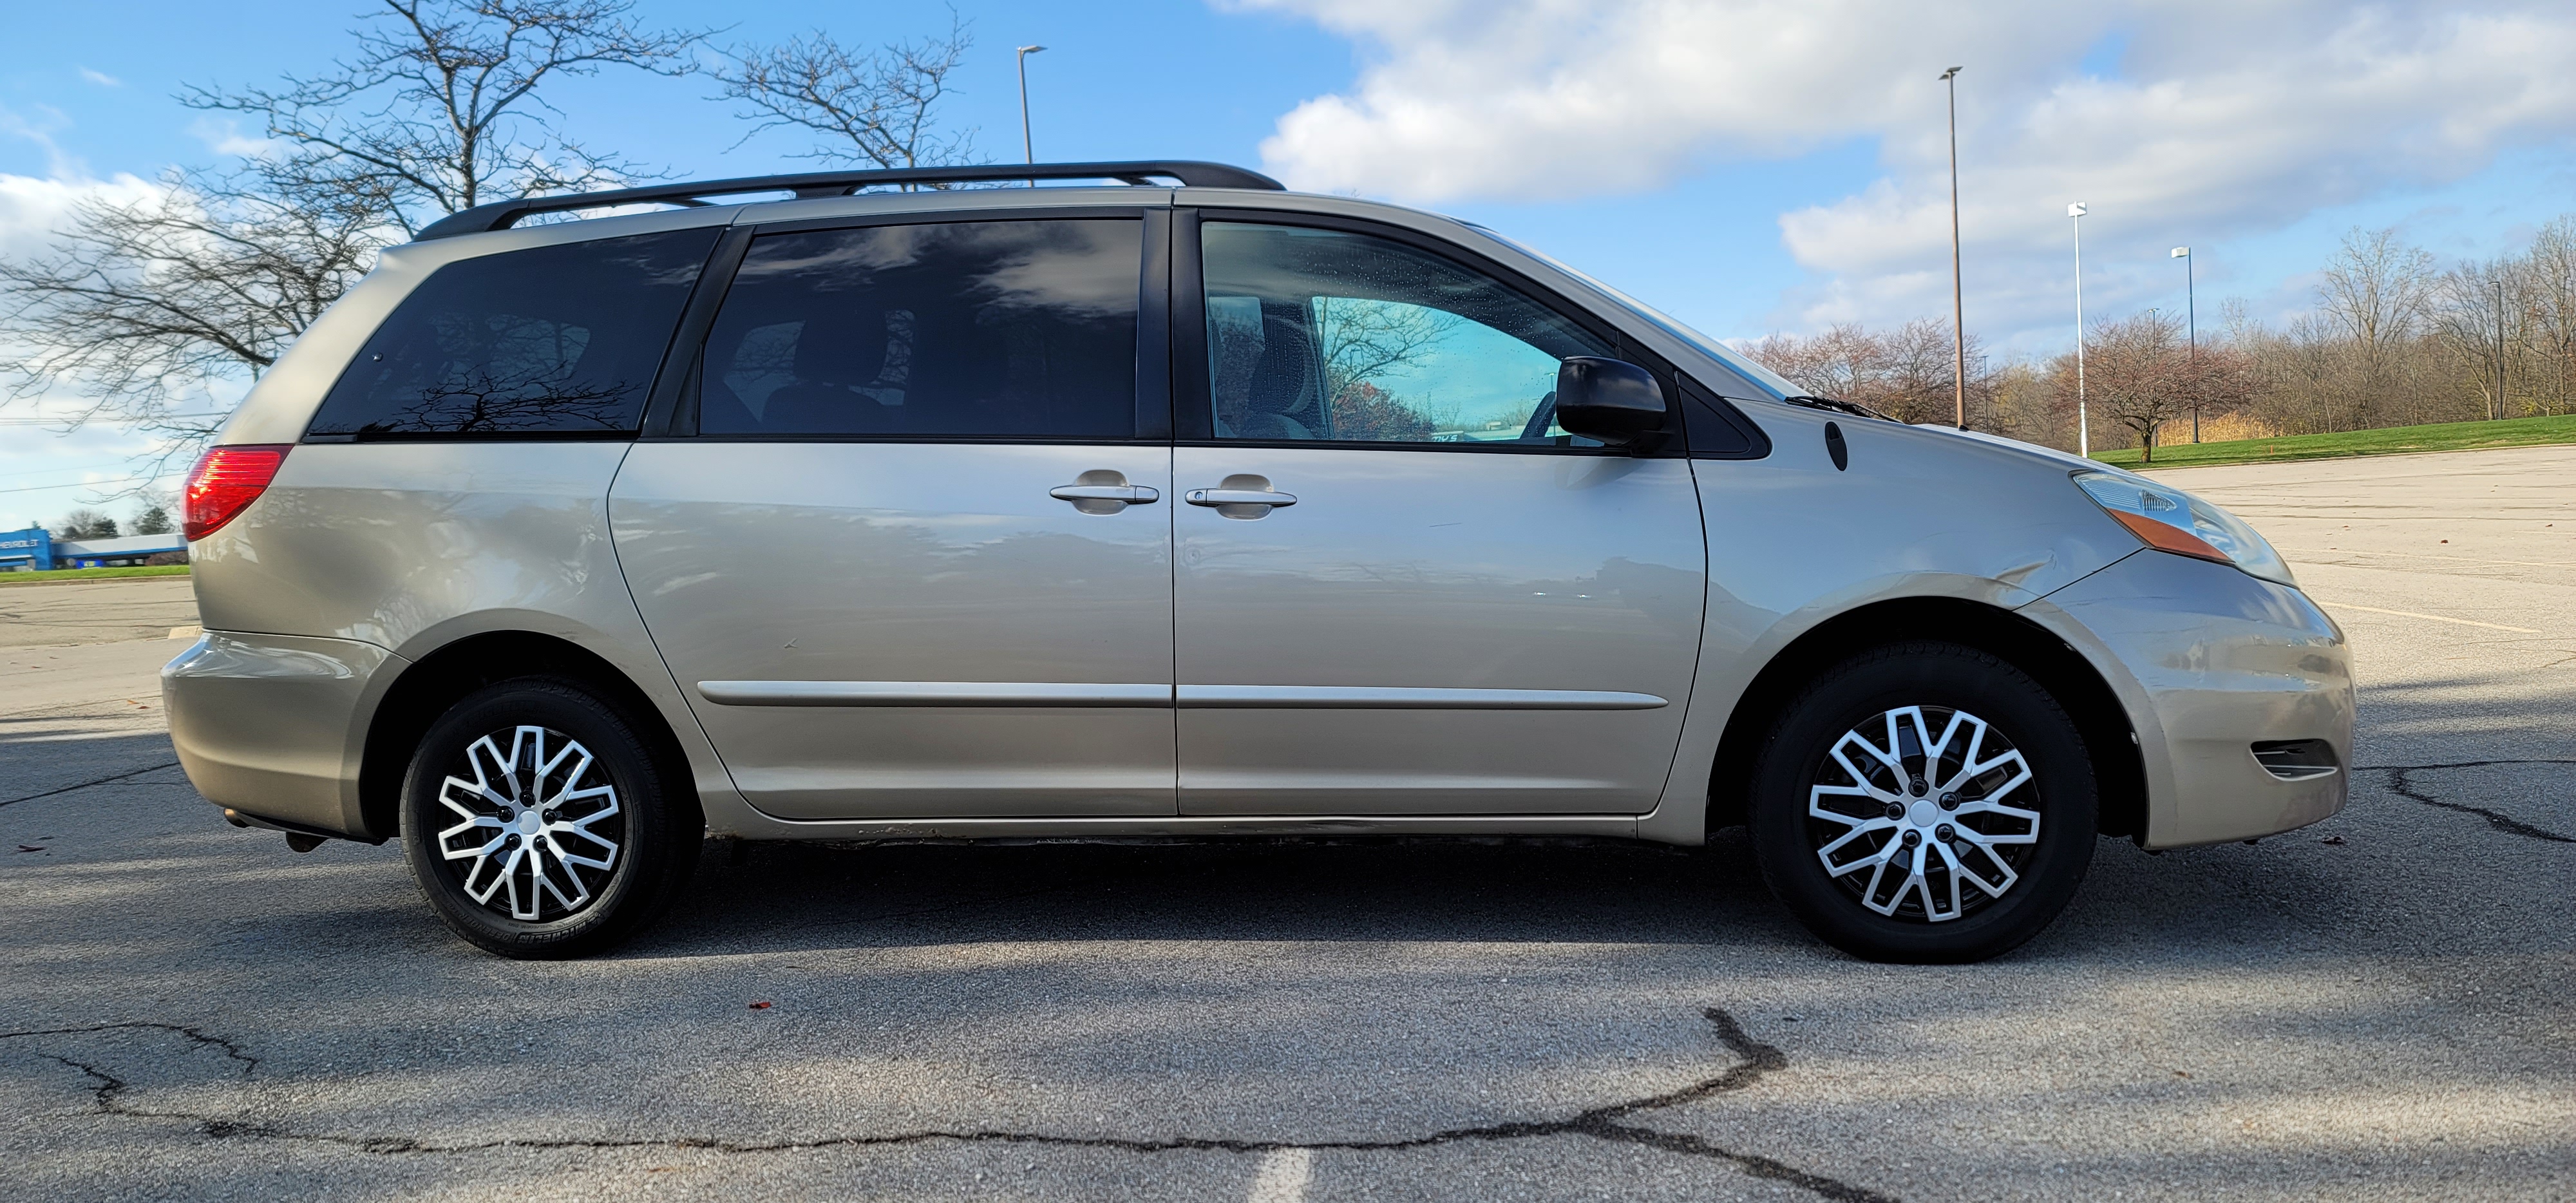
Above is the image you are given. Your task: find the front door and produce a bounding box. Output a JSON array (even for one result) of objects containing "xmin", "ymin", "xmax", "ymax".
[
  {"xmin": 612, "ymin": 216, "xmax": 1177, "ymax": 819},
  {"xmin": 1172, "ymin": 218, "xmax": 1707, "ymax": 815}
]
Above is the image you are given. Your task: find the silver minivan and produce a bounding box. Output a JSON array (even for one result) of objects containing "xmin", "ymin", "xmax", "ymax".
[{"xmin": 164, "ymin": 160, "xmax": 2351, "ymax": 963}]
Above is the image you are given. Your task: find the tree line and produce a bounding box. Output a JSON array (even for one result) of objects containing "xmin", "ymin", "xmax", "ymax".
[
  {"xmin": 44, "ymin": 504, "xmax": 174, "ymax": 542},
  {"xmin": 1, "ymin": 0, "xmax": 981, "ymax": 484},
  {"xmin": 1747, "ymin": 223, "xmax": 2576, "ymax": 463}
]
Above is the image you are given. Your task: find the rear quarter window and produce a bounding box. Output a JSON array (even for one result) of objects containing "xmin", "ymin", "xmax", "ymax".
[{"xmin": 308, "ymin": 228, "xmax": 719, "ymax": 439}]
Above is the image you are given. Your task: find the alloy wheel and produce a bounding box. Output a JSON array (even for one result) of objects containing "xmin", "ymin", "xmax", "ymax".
[
  {"xmin": 1806, "ymin": 705, "xmax": 2041, "ymax": 922},
  {"xmin": 434, "ymin": 725, "xmax": 625, "ymax": 921}
]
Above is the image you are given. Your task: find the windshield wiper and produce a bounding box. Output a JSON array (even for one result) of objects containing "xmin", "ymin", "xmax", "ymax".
[{"xmin": 1780, "ymin": 395, "xmax": 1896, "ymax": 422}]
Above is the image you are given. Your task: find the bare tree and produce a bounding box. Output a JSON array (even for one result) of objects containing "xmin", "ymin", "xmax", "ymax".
[
  {"xmin": 2433, "ymin": 256, "xmax": 2520, "ymax": 421},
  {"xmin": 1, "ymin": 0, "xmax": 703, "ymax": 480},
  {"xmin": 2317, "ymin": 227, "xmax": 2435, "ymax": 381},
  {"xmin": 0, "ymin": 167, "xmax": 389, "ymax": 476},
  {"xmin": 2517, "ymin": 217, "xmax": 2576, "ymax": 417},
  {"xmin": 2058, "ymin": 310, "xmax": 2249, "ymax": 462},
  {"xmin": 714, "ymin": 16, "xmax": 976, "ymax": 171},
  {"xmin": 1744, "ymin": 319, "xmax": 2001, "ymax": 428},
  {"xmin": 53, "ymin": 509, "xmax": 118, "ymax": 540},
  {"xmin": 182, "ymin": 0, "xmax": 708, "ymax": 232}
]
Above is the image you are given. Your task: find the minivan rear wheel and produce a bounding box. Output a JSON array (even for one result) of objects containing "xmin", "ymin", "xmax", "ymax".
[
  {"xmin": 400, "ymin": 677, "xmax": 699, "ymax": 958},
  {"xmin": 1748, "ymin": 641, "xmax": 2097, "ymax": 963}
]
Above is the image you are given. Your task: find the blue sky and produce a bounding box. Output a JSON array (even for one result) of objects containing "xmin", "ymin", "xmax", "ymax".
[{"xmin": 6, "ymin": 0, "xmax": 2575, "ymax": 530}]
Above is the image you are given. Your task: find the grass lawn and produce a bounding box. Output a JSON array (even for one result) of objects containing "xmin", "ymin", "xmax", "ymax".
[
  {"xmin": 2094, "ymin": 412, "xmax": 2576, "ymax": 469},
  {"xmin": 0, "ymin": 564, "xmax": 191, "ymax": 586}
]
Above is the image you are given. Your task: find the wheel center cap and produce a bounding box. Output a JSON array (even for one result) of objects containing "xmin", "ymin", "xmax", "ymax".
[
  {"xmin": 1908, "ymin": 799, "xmax": 1941, "ymax": 828},
  {"xmin": 515, "ymin": 811, "xmax": 544, "ymax": 837}
]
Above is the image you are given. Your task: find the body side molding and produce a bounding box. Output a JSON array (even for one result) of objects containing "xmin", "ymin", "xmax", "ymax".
[{"xmin": 699, "ymin": 681, "xmax": 1669, "ymax": 710}]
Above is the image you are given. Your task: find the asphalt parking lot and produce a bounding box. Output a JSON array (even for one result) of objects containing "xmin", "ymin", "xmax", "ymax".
[{"xmin": 3, "ymin": 446, "xmax": 2570, "ymax": 1202}]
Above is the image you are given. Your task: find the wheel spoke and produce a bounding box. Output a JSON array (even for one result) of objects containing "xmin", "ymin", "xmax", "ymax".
[{"xmin": 1817, "ymin": 818, "xmax": 1898, "ymax": 875}]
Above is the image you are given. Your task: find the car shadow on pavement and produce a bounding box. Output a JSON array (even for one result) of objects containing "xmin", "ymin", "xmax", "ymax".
[{"xmin": 8, "ymin": 760, "xmax": 2575, "ymax": 1201}]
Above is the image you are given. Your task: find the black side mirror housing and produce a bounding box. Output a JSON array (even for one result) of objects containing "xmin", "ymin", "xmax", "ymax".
[{"xmin": 1553, "ymin": 357, "xmax": 1667, "ymax": 446}]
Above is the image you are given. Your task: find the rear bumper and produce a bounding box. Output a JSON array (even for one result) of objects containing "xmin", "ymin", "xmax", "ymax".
[
  {"xmin": 2021, "ymin": 552, "xmax": 2354, "ymax": 848},
  {"xmin": 162, "ymin": 630, "xmax": 405, "ymax": 840}
]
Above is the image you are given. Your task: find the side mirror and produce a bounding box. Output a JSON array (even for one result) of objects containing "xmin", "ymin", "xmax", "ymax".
[{"xmin": 1553, "ymin": 357, "xmax": 1667, "ymax": 446}]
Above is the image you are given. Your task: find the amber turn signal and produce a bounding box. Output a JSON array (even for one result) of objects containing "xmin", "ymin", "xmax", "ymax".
[{"xmin": 2107, "ymin": 508, "xmax": 2231, "ymax": 565}]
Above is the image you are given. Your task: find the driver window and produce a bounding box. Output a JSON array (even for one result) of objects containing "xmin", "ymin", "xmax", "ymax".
[{"xmin": 1200, "ymin": 222, "xmax": 1615, "ymax": 445}]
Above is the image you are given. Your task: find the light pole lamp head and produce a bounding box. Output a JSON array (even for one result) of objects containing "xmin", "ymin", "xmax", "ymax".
[
  {"xmin": 2067, "ymin": 202, "xmax": 2088, "ymax": 218},
  {"xmin": 2171, "ymin": 246, "xmax": 2190, "ymax": 258},
  {"xmin": 1940, "ymin": 66, "xmax": 1962, "ymax": 80},
  {"xmin": 1018, "ymin": 44, "xmax": 1046, "ymax": 57}
]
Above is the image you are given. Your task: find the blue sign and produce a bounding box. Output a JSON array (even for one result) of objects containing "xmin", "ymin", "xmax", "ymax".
[{"xmin": 0, "ymin": 527, "xmax": 55, "ymax": 571}]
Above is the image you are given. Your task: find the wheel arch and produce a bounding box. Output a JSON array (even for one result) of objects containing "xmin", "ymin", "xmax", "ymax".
[
  {"xmin": 355, "ymin": 630, "xmax": 697, "ymax": 842},
  {"xmin": 1703, "ymin": 596, "xmax": 2146, "ymax": 842}
]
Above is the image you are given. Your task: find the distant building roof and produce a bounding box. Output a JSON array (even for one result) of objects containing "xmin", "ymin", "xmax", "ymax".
[{"xmin": 57, "ymin": 533, "xmax": 185, "ymax": 556}]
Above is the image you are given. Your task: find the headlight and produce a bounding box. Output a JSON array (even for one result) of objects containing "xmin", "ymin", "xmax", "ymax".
[{"xmin": 2072, "ymin": 470, "xmax": 2297, "ymax": 589}]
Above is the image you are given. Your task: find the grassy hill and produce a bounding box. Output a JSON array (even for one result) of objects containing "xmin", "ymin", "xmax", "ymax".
[
  {"xmin": 2092, "ymin": 413, "xmax": 2576, "ymax": 469},
  {"xmin": 0, "ymin": 565, "xmax": 191, "ymax": 586}
]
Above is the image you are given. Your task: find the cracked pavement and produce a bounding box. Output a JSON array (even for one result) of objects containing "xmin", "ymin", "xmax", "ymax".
[{"xmin": 1, "ymin": 445, "xmax": 2571, "ymax": 1201}]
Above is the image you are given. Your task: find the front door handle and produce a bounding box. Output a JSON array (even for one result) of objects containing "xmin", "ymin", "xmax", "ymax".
[
  {"xmin": 1184, "ymin": 489, "xmax": 1296, "ymax": 507},
  {"xmin": 1050, "ymin": 484, "xmax": 1160, "ymax": 504},
  {"xmin": 1050, "ymin": 471, "xmax": 1158, "ymax": 515}
]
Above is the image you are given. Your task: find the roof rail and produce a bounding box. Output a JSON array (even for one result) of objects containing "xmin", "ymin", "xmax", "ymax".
[{"xmin": 411, "ymin": 160, "xmax": 1285, "ymax": 242}]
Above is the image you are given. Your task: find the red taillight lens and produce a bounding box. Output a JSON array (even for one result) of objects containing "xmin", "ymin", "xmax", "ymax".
[{"xmin": 182, "ymin": 444, "xmax": 291, "ymax": 541}]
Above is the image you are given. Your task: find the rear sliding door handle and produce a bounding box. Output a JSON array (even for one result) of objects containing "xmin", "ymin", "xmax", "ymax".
[
  {"xmin": 1184, "ymin": 489, "xmax": 1296, "ymax": 507},
  {"xmin": 1186, "ymin": 475, "xmax": 1294, "ymax": 520}
]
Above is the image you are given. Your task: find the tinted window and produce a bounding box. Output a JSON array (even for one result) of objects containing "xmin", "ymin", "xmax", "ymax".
[
  {"xmin": 1200, "ymin": 223, "xmax": 1613, "ymax": 445},
  {"xmin": 697, "ymin": 220, "xmax": 1140, "ymax": 439},
  {"xmin": 310, "ymin": 229, "xmax": 716, "ymax": 437}
]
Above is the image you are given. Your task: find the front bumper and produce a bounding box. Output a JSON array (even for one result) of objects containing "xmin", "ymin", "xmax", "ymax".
[
  {"xmin": 2020, "ymin": 551, "xmax": 2353, "ymax": 848},
  {"xmin": 163, "ymin": 630, "xmax": 406, "ymax": 840}
]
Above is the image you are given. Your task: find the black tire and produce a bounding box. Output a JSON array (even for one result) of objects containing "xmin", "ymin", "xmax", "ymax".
[
  {"xmin": 1748, "ymin": 641, "xmax": 2096, "ymax": 963},
  {"xmin": 401, "ymin": 677, "xmax": 699, "ymax": 958}
]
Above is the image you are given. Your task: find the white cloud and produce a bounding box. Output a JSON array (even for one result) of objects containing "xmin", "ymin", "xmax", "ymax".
[
  {"xmin": 77, "ymin": 68, "xmax": 122, "ymax": 88},
  {"xmin": 0, "ymin": 109, "xmax": 190, "ymax": 522},
  {"xmin": 0, "ymin": 171, "xmax": 163, "ymax": 261},
  {"xmin": 1241, "ymin": 1, "xmax": 2576, "ymax": 336},
  {"xmin": 187, "ymin": 117, "xmax": 283, "ymax": 161}
]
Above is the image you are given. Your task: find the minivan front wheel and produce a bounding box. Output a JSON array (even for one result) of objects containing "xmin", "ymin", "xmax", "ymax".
[
  {"xmin": 1749, "ymin": 641, "xmax": 2097, "ymax": 963},
  {"xmin": 401, "ymin": 677, "xmax": 699, "ymax": 958}
]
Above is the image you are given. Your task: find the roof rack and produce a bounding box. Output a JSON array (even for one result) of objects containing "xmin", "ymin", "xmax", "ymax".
[{"xmin": 412, "ymin": 160, "xmax": 1285, "ymax": 241}]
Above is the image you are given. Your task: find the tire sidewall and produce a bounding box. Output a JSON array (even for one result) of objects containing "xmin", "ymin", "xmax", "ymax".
[
  {"xmin": 1749, "ymin": 643, "xmax": 2098, "ymax": 963},
  {"xmin": 401, "ymin": 677, "xmax": 680, "ymax": 958}
]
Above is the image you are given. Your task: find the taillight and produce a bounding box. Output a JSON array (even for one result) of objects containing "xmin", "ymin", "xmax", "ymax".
[{"xmin": 183, "ymin": 444, "xmax": 291, "ymax": 541}]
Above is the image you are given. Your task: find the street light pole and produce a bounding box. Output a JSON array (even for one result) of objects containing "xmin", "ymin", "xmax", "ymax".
[
  {"xmin": 2069, "ymin": 202, "xmax": 2088, "ymax": 459},
  {"xmin": 1016, "ymin": 44, "xmax": 1047, "ymax": 179},
  {"xmin": 1942, "ymin": 66, "xmax": 1966, "ymax": 430},
  {"xmin": 2173, "ymin": 246, "xmax": 2196, "ymax": 442}
]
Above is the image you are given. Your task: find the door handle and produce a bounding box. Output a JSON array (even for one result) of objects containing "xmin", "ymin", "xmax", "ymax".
[
  {"xmin": 1049, "ymin": 484, "xmax": 1160, "ymax": 504},
  {"xmin": 1050, "ymin": 473, "xmax": 1158, "ymax": 515},
  {"xmin": 1184, "ymin": 489, "xmax": 1296, "ymax": 507}
]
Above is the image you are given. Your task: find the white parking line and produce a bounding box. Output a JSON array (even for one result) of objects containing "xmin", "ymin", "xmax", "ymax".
[
  {"xmin": 1247, "ymin": 1147, "xmax": 1312, "ymax": 1203},
  {"xmin": 2294, "ymin": 547, "xmax": 2576, "ymax": 569},
  {"xmin": 2313, "ymin": 601, "xmax": 2542, "ymax": 633}
]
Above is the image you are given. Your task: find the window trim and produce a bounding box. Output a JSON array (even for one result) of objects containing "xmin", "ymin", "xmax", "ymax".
[
  {"xmin": 1171, "ymin": 207, "xmax": 1682, "ymax": 458},
  {"xmin": 303, "ymin": 225, "xmax": 731, "ymax": 445},
  {"xmin": 649, "ymin": 206, "xmax": 1168, "ymax": 446}
]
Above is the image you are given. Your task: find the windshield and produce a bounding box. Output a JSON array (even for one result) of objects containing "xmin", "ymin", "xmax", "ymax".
[{"xmin": 1463, "ymin": 225, "xmax": 1799, "ymax": 400}]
